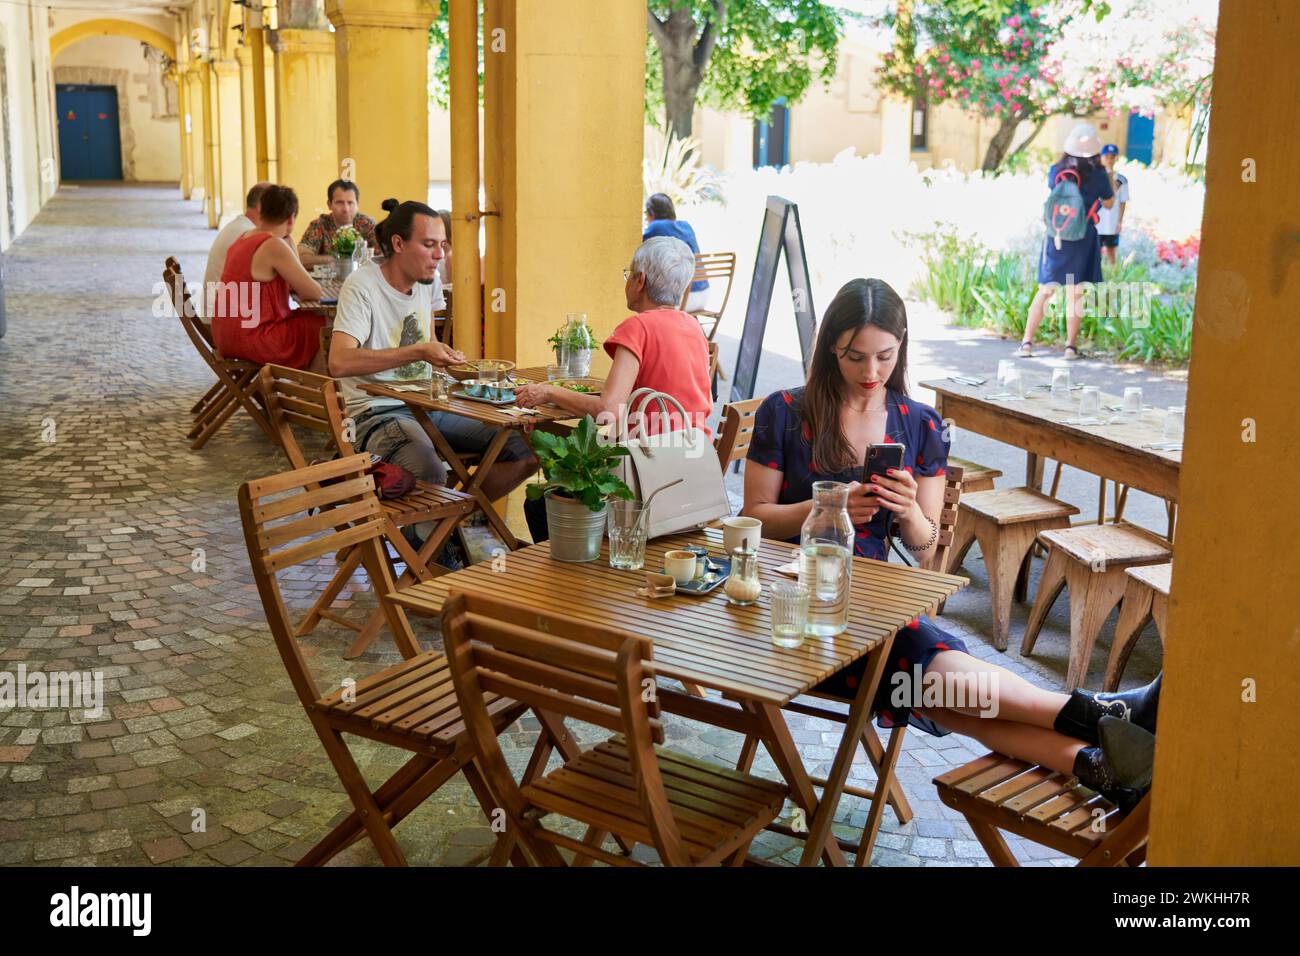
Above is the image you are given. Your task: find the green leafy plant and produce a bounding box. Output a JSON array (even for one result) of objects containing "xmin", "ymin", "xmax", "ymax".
[
  {"xmin": 526, "ymin": 416, "xmax": 634, "ymax": 512},
  {"xmin": 331, "ymin": 225, "xmax": 362, "ymax": 258},
  {"xmin": 547, "ymin": 322, "xmax": 599, "ymax": 351}
]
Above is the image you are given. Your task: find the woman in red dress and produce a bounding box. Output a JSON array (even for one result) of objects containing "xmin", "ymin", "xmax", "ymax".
[{"xmin": 211, "ymin": 184, "xmax": 327, "ymax": 371}]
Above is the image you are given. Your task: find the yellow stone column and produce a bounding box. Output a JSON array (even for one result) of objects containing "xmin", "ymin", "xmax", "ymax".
[
  {"xmin": 235, "ymin": 45, "xmax": 258, "ymax": 196},
  {"xmin": 269, "ymin": 20, "xmax": 337, "ymax": 210},
  {"xmin": 483, "ymin": 0, "xmax": 645, "ymax": 368},
  {"xmin": 200, "ymin": 62, "xmax": 219, "ymax": 227},
  {"xmin": 176, "ymin": 66, "xmax": 193, "ymax": 197},
  {"xmin": 212, "ymin": 58, "xmax": 245, "ymax": 224},
  {"xmin": 185, "ymin": 66, "xmax": 208, "ymax": 204},
  {"xmin": 325, "ymin": 0, "xmax": 436, "ymax": 209}
]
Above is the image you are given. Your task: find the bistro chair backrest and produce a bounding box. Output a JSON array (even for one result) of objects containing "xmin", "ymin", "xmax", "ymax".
[
  {"xmin": 237, "ymin": 455, "xmax": 419, "ymax": 704},
  {"xmin": 164, "ymin": 256, "xmax": 217, "ymax": 353},
  {"xmin": 440, "ymin": 589, "xmax": 690, "ymax": 863},
  {"xmin": 259, "ymin": 364, "xmax": 352, "ymax": 469},
  {"xmin": 714, "ymin": 398, "xmax": 763, "ymax": 470}
]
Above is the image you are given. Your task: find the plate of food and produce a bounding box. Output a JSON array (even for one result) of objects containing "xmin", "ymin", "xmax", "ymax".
[
  {"xmin": 447, "ymin": 359, "xmax": 516, "ymax": 382},
  {"xmin": 552, "ymin": 378, "xmax": 602, "ymax": 394}
]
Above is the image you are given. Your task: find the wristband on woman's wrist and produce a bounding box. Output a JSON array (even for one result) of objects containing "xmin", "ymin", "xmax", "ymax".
[{"xmin": 902, "ymin": 508, "xmax": 939, "ymax": 553}]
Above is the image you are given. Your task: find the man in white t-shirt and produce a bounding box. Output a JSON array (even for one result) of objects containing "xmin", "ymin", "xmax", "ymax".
[
  {"xmin": 1097, "ymin": 144, "xmax": 1129, "ymax": 265},
  {"xmin": 329, "ymin": 200, "xmax": 537, "ymax": 542},
  {"xmin": 202, "ymin": 182, "xmax": 269, "ymax": 321}
]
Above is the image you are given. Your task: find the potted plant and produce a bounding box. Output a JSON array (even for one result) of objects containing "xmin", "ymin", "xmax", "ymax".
[
  {"xmin": 331, "ymin": 225, "xmax": 363, "ymax": 279},
  {"xmin": 526, "ymin": 416, "xmax": 633, "ymax": 562},
  {"xmin": 547, "ymin": 318, "xmax": 599, "ymax": 377}
]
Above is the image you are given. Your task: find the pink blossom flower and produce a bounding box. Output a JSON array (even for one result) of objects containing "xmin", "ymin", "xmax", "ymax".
[{"xmin": 1008, "ymin": 14, "xmax": 1021, "ymax": 28}]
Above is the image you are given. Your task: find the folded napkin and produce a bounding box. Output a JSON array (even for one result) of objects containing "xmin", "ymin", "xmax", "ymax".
[{"xmin": 637, "ymin": 571, "xmax": 677, "ymax": 599}]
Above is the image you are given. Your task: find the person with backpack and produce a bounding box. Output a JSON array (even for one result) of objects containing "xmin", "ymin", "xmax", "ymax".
[{"xmin": 1019, "ymin": 123, "xmax": 1116, "ymax": 360}]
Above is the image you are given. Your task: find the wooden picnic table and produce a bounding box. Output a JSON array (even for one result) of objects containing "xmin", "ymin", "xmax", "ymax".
[
  {"xmin": 923, "ymin": 377, "xmax": 1183, "ymax": 530},
  {"xmin": 358, "ymin": 377, "xmax": 596, "ymax": 551},
  {"xmin": 389, "ymin": 527, "xmax": 968, "ymax": 866}
]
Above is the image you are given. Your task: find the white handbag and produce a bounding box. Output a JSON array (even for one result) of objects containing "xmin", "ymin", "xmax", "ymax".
[{"xmin": 616, "ymin": 388, "xmax": 730, "ymax": 540}]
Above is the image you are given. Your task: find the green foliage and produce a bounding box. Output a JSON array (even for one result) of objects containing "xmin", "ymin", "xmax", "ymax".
[
  {"xmin": 331, "ymin": 226, "xmax": 362, "ymax": 258},
  {"xmin": 647, "ymin": 0, "xmax": 845, "ymax": 129},
  {"xmin": 546, "ymin": 321, "xmax": 599, "ymax": 351},
  {"xmin": 908, "ymin": 226, "xmax": 1193, "ymax": 365},
  {"xmin": 526, "ymin": 417, "xmax": 634, "ymax": 512},
  {"xmin": 427, "ymin": 0, "xmax": 482, "ymax": 111}
]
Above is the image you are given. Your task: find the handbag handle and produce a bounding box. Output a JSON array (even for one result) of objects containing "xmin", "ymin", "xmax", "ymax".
[{"xmin": 621, "ymin": 388, "xmax": 695, "ymax": 459}]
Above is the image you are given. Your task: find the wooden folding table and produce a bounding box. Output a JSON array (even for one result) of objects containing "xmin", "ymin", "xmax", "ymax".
[
  {"xmin": 357, "ymin": 380, "xmax": 583, "ymax": 551},
  {"xmin": 388, "ymin": 527, "xmax": 967, "ymax": 866}
]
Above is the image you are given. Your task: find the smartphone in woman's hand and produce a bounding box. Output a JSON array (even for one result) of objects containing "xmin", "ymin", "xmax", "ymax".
[{"xmin": 862, "ymin": 443, "xmax": 905, "ymax": 485}]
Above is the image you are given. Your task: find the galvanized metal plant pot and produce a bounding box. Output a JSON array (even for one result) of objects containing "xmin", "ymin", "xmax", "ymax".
[
  {"xmin": 545, "ymin": 491, "xmax": 606, "ymax": 563},
  {"xmin": 334, "ymin": 255, "xmax": 358, "ymax": 280}
]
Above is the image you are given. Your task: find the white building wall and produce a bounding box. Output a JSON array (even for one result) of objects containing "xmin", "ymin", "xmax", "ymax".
[{"xmin": 0, "ymin": 1, "xmax": 57, "ymax": 250}]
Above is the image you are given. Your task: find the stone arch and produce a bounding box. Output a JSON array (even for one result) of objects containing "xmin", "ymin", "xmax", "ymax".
[{"xmin": 50, "ymin": 19, "xmax": 177, "ymax": 64}]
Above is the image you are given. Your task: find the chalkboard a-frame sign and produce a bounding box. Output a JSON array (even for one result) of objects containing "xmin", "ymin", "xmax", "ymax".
[{"xmin": 730, "ymin": 195, "xmax": 817, "ymax": 403}]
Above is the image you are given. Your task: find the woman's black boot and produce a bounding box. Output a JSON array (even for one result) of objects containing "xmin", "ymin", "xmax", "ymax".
[
  {"xmin": 1072, "ymin": 716, "xmax": 1155, "ymax": 813},
  {"xmin": 1093, "ymin": 672, "xmax": 1161, "ymax": 735},
  {"xmin": 1053, "ymin": 673, "xmax": 1162, "ymax": 745}
]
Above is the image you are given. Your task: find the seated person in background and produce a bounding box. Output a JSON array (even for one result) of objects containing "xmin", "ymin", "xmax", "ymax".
[
  {"xmin": 742, "ymin": 277, "xmax": 1162, "ymax": 810},
  {"xmin": 515, "ymin": 236, "xmax": 711, "ymax": 543},
  {"xmin": 329, "ymin": 199, "xmax": 538, "ymax": 527},
  {"xmin": 210, "ymin": 184, "xmax": 327, "ymax": 372},
  {"xmin": 202, "ymin": 181, "xmax": 269, "ymax": 321},
  {"xmin": 516, "ymin": 235, "xmax": 712, "ymax": 436},
  {"xmin": 643, "ymin": 192, "xmax": 708, "ymax": 313},
  {"xmin": 297, "ymin": 179, "xmax": 379, "ymax": 268}
]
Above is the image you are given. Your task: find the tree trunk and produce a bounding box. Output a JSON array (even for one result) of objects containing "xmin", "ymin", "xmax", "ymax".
[
  {"xmin": 981, "ymin": 113, "xmax": 1025, "ymax": 171},
  {"xmin": 649, "ymin": 3, "xmax": 723, "ymax": 140}
]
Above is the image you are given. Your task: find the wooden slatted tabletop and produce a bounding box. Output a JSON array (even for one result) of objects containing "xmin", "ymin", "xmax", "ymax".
[
  {"xmin": 299, "ymin": 276, "xmax": 342, "ymax": 315},
  {"xmin": 923, "ymin": 377, "xmax": 1182, "ymax": 502},
  {"xmin": 391, "ymin": 527, "xmax": 968, "ymax": 706},
  {"xmin": 358, "ymin": 380, "xmax": 578, "ymax": 429}
]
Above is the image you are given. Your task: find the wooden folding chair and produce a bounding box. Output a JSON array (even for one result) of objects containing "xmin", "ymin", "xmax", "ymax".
[
  {"xmin": 713, "ymin": 397, "xmax": 763, "ymax": 470},
  {"xmin": 441, "ymin": 588, "xmax": 789, "ymax": 866},
  {"xmin": 678, "ymin": 252, "xmax": 737, "ymax": 342},
  {"xmin": 238, "ymin": 455, "xmax": 576, "ymax": 866},
  {"xmin": 734, "ymin": 466, "xmax": 969, "ymax": 865},
  {"xmin": 163, "ymin": 257, "xmax": 275, "ymax": 449},
  {"xmin": 259, "ymin": 364, "xmax": 477, "ymax": 658},
  {"xmin": 934, "ymin": 754, "xmax": 1150, "ymax": 866}
]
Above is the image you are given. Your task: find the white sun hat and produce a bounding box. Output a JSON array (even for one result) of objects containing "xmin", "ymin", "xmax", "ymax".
[{"xmin": 1063, "ymin": 122, "xmax": 1103, "ymax": 158}]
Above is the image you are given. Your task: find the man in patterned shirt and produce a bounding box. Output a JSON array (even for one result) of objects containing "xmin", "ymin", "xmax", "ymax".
[{"xmin": 297, "ymin": 179, "xmax": 379, "ymax": 267}]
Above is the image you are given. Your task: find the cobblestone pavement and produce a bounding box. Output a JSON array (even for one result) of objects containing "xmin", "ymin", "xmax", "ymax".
[{"xmin": 0, "ymin": 184, "xmax": 1154, "ymax": 867}]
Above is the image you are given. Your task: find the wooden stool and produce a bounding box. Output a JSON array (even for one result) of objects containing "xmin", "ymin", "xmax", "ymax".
[
  {"xmin": 948, "ymin": 488, "xmax": 1079, "ymax": 650},
  {"xmin": 948, "ymin": 456, "xmax": 1002, "ymax": 493},
  {"xmin": 1021, "ymin": 525, "xmax": 1172, "ymax": 691},
  {"xmin": 1104, "ymin": 562, "xmax": 1172, "ymax": 691},
  {"xmin": 934, "ymin": 754, "xmax": 1149, "ymax": 866}
]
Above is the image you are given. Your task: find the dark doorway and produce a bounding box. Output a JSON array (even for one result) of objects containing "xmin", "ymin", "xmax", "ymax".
[
  {"xmin": 56, "ymin": 84, "xmax": 123, "ymax": 181},
  {"xmin": 752, "ymin": 100, "xmax": 790, "ymax": 169}
]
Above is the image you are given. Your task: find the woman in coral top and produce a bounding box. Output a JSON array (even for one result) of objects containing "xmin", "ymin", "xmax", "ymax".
[
  {"xmin": 211, "ymin": 184, "xmax": 327, "ymax": 371},
  {"xmin": 515, "ymin": 236, "xmax": 711, "ymax": 436}
]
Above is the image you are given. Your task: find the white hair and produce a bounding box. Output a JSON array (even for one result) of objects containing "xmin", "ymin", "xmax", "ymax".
[{"xmin": 630, "ymin": 236, "xmax": 697, "ymax": 306}]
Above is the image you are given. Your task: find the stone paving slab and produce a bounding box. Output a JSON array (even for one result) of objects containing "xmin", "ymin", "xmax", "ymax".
[{"xmin": 0, "ymin": 183, "xmax": 1110, "ymax": 867}]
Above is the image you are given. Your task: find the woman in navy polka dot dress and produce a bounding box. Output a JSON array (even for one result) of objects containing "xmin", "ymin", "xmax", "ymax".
[{"xmin": 741, "ymin": 279, "xmax": 1162, "ymax": 809}]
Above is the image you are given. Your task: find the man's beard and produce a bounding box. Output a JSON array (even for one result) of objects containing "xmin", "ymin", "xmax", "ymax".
[{"xmin": 416, "ymin": 277, "xmax": 435, "ymax": 286}]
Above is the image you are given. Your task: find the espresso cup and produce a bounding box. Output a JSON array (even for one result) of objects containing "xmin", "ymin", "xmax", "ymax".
[
  {"xmin": 722, "ymin": 516, "xmax": 762, "ymax": 554},
  {"xmin": 663, "ymin": 550, "xmax": 699, "ymax": 586}
]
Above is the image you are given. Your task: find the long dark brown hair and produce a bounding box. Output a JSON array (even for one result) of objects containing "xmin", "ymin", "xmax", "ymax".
[{"xmin": 802, "ymin": 278, "xmax": 909, "ymax": 473}]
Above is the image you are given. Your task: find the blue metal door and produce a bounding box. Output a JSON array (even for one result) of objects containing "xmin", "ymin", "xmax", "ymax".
[
  {"xmin": 56, "ymin": 85, "xmax": 123, "ymax": 181},
  {"xmin": 1125, "ymin": 111, "xmax": 1154, "ymax": 165}
]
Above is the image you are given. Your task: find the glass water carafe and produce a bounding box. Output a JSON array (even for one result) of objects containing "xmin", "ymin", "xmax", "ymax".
[{"xmin": 798, "ymin": 481, "xmax": 853, "ymax": 637}]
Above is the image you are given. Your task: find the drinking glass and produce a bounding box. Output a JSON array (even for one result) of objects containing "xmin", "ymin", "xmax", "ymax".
[
  {"xmin": 1079, "ymin": 386, "xmax": 1102, "ymax": 419},
  {"xmin": 1002, "ymin": 364, "xmax": 1024, "ymax": 399},
  {"xmin": 546, "ymin": 364, "xmax": 567, "ymax": 381},
  {"xmin": 1123, "ymin": 386, "xmax": 1143, "ymax": 418},
  {"xmin": 997, "ymin": 359, "xmax": 1015, "ymax": 390},
  {"xmin": 770, "ymin": 581, "xmax": 810, "ymax": 649},
  {"xmin": 430, "ymin": 373, "xmax": 450, "ymax": 402},
  {"xmin": 1050, "ymin": 366, "xmax": 1071, "ymax": 407},
  {"xmin": 607, "ymin": 500, "xmax": 648, "ymax": 570},
  {"xmin": 1163, "ymin": 406, "xmax": 1185, "ymax": 443},
  {"xmin": 477, "ymin": 361, "xmax": 501, "ymax": 384}
]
